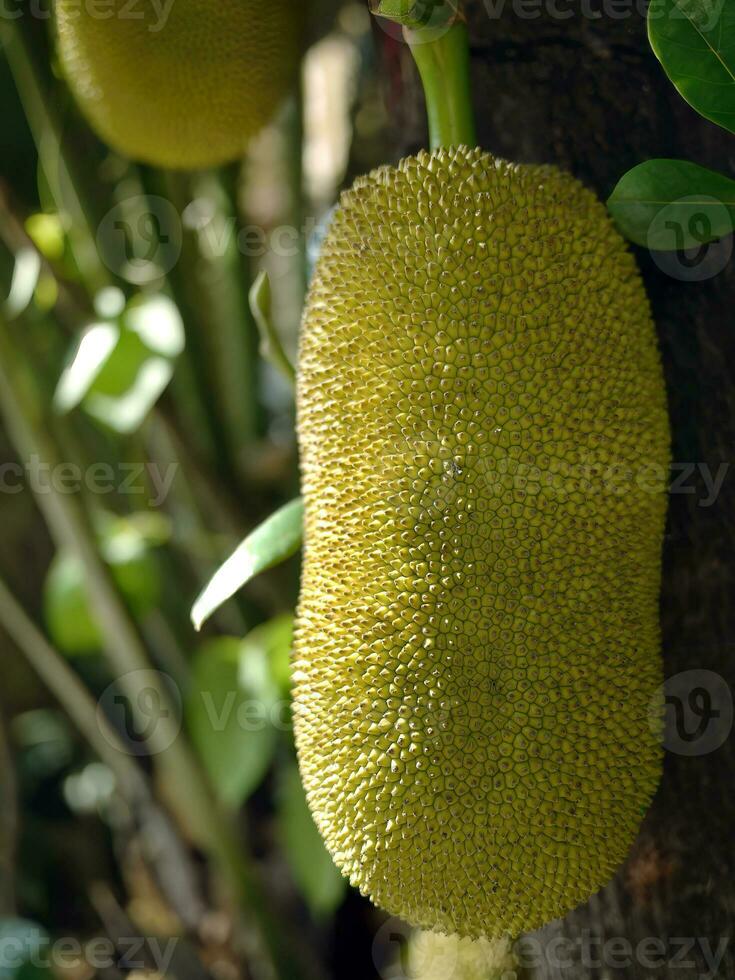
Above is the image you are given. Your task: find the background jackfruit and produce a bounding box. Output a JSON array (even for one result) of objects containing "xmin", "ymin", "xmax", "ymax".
[
  {"xmin": 294, "ymin": 146, "xmax": 670, "ymax": 938},
  {"xmin": 54, "ymin": 0, "xmax": 304, "ymax": 169}
]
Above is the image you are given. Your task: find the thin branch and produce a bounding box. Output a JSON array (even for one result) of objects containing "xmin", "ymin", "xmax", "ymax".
[{"xmin": 0, "ymin": 574, "xmax": 150, "ymax": 800}]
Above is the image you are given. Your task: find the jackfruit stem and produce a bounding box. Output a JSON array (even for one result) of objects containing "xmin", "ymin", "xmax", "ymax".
[
  {"xmin": 407, "ymin": 21, "xmax": 477, "ymax": 150},
  {"xmin": 371, "ymin": 2, "xmax": 477, "ymax": 149}
]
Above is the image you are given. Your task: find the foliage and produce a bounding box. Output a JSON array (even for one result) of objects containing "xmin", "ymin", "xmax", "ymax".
[{"xmin": 608, "ymin": 0, "xmax": 735, "ymax": 251}]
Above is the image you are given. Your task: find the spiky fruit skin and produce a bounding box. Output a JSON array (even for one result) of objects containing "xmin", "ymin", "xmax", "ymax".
[
  {"xmin": 294, "ymin": 146, "xmax": 669, "ymax": 938},
  {"xmin": 406, "ymin": 931, "xmax": 517, "ymax": 980},
  {"xmin": 55, "ymin": 0, "xmax": 303, "ymax": 169}
]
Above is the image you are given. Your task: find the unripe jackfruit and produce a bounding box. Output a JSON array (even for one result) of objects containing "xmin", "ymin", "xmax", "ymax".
[
  {"xmin": 294, "ymin": 146, "xmax": 669, "ymax": 938},
  {"xmin": 405, "ymin": 931, "xmax": 517, "ymax": 980},
  {"xmin": 55, "ymin": 0, "xmax": 303, "ymax": 169}
]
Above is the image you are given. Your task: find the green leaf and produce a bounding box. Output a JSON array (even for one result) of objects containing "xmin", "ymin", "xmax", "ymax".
[
  {"xmin": 648, "ymin": 0, "xmax": 735, "ymax": 133},
  {"xmin": 0, "ymin": 919, "xmax": 50, "ymax": 980},
  {"xmin": 249, "ymin": 270, "xmax": 296, "ymax": 385},
  {"xmin": 191, "ymin": 499, "xmax": 304, "ymax": 631},
  {"xmin": 54, "ymin": 322, "xmax": 119, "ymax": 412},
  {"xmin": 241, "ymin": 612, "xmax": 295, "ymax": 702},
  {"xmin": 276, "ymin": 763, "xmax": 346, "ymax": 919},
  {"xmin": 85, "ymin": 355, "xmax": 174, "ymax": 433},
  {"xmin": 187, "ymin": 635, "xmax": 280, "ymax": 808},
  {"xmin": 607, "ymin": 158, "xmax": 735, "ymax": 248},
  {"xmin": 43, "ymin": 516, "xmax": 163, "ymax": 656},
  {"xmin": 3, "ymin": 248, "xmax": 41, "ymax": 319},
  {"xmin": 263, "ymin": 613, "xmax": 295, "ymax": 700},
  {"xmin": 25, "ymin": 213, "xmax": 65, "ymax": 262},
  {"xmin": 123, "ymin": 294, "xmax": 185, "ymax": 359},
  {"xmin": 54, "ymin": 294, "xmax": 184, "ymax": 433}
]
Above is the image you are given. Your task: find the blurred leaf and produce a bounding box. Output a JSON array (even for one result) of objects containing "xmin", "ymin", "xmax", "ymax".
[
  {"xmin": 54, "ymin": 294, "xmax": 184, "ymax": 433},
  {"xmin": 276, "ymin": 763, "xmax": 346, "ymax": 919},
  {"xmin": 102, "ymin": 511, "xmax": 173, "ymax": 550},
  {"xmin": 648, "ymin": 0, "xmax": 735, "ymax": 133},
  {"xmin": 124, "ymin": 294, "xmax": 185, "ymax": 358},
  {"xmin": 607, "ymin": 158, "xmax": 735, "ymax": 247},
  {"xmin": 0, "ymin": 919, "xmax": 51, "ymax": 980},
  {"xmin": 249, "ymin": 270, "xmax": 295, "ymax": 385},
  {"xmin": 187, "ymin": 636, "xmax": 280, "ymax": 808},
  {"xmin": 34, "ymin": 275, "xmax": 57, "ymax": 312},
  {"xmin": 11, "ymin": 711, "xmax": 75, "ymax": 785},
  {"xmin": 256, "ymin": 613, "xmax": 295, "ymax": 701},
  {"xmin": 63, "ymin": 762, "xmax": 116, "ymax": 816},
  {"xmin": 25, "ymin": 213, "xmax": 64, "ymax": 262},
  {"xmin": 44, "ymin": 523, "xmax": 162, "ymax": 656},
  {"xmin": 54, "ymin": 321, "xmax": 122, "ymax": 412},
  {"xmin": 191, "ymin": 499, "xmax": 304, "ymax": 631},
  {"xmin": 93, "ymin": 287, "xmax": 126, "ymax": 319},
  {"xmin": 86, "ymin": 356, "xmax": 174, "ymax": 433},
  {"xmin": 81, "ymin": 326, "xmax": 151, "ymax": 399},
  {"xmin": 3, "ymin": 248, "xmax": 41, "ymax": 319}
]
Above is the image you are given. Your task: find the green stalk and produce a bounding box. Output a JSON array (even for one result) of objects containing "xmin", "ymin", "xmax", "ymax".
[{"xmin": 371, "ymin": 1, "xmax": 477, "ymax": 149}]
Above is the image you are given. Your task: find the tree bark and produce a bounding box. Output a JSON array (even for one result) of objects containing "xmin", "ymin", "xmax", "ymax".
[{"xmin": 381, "ymin": 2, "xmax": 735, "ymax": 976}]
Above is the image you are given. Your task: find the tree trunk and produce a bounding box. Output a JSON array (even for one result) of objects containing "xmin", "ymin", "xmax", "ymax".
[{"xmin": 381, "ymin": 2, "xmax": 735, "ymax": 975}]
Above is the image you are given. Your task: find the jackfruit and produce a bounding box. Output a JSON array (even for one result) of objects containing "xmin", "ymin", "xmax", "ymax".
[
  {"xmin": 54, "ymin": 0, "xmax": 304, "ymax": 169},
  {"xmin": 293, "ymin": 146, "xmax": 669, "ymax": 937},
  {"xmin": 404, "ymin": 930, "xmax": 518, "ymax": 980}
]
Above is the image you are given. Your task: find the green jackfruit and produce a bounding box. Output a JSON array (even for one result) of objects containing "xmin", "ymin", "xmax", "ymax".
[
  {"xmin": 404, "ymin": 931, "xmax": 518, "ymax": 980},
  {"xmin": 293, "ymin": 146, "xmax": 669, "ymax": 937},
  {"xmin": 54, "ymin": 0, "xmax": 303, "ymax": 169}
]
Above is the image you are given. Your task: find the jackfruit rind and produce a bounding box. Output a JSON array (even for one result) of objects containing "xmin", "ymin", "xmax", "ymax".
[
  {"xmin": 54, "ymin": 0, "xmax": 303, "ymax": 169},
  {"xmin": 294, "ymin": 146, "xmax": 669, "ymax": 938},
  {"xmin": 406, "ymin": 930, "xmax": 517, "ymax": 980}
]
